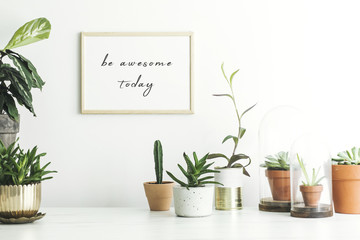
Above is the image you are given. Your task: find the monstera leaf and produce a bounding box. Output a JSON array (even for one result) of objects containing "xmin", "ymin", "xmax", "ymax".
[{"xmin": 3, "ymin": 18, "xmax": 51, "ymax": 50}]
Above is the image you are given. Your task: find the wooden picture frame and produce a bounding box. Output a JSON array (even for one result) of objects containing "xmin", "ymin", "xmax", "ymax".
[{"xmin": 81, "ymin": 32, "xmax": 194, "ymax": 114}]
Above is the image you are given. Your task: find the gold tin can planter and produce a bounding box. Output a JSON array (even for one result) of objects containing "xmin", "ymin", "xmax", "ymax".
[
  {"xmin": 215, "ymin": 186, "xmax": 242, "ymax": 210},
  {"xmin": 0, "ymin": 183, "xmax": 41, "ymax": 218}
]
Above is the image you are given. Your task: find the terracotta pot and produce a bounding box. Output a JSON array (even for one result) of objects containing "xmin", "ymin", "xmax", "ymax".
[
  {"xmin": 300, "ymin": 185, "xmax": 323, "ymax": 207},
  {"xmin": 265, "ymin": 170, "xmax": 290, "ymax": 201},
  {"xmin": 332, "ymin": 165, "xmax": 360, "ymax": 214},
  {"xmin": 143, "ymin": 181, "xmax": 174, "ymax": 211}
]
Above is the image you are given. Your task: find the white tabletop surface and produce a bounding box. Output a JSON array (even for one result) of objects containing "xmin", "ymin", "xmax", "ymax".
[{"xmin": 0, "ymin": 207, "xmax": 359, "ymax": 240}]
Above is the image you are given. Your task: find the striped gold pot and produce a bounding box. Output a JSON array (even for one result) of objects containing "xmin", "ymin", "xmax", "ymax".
[{"xmin": 0, "ymin": 183, "xmax": 41, "ymax": 218}]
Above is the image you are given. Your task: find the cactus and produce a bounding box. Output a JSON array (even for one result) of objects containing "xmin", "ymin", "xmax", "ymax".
[
  {"xmin": 154, "ymin": 140, "xmax": 163, "ymax": 184},
  {"xmin": 260, "ymin": 151, "xmax": 290, "ymax": 170}
]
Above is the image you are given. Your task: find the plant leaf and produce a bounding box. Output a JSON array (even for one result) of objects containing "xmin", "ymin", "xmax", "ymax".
[
  {"xmin": 4, "ymin": 18, "xmax": 51, "ymax": 50},
  {"xmin": 166, "ymin": 171, "xmax": 187, "ymax": 187},
  {"xmin": 229, "ymin": 69, "xmax": 239, "ymax": 87},
  {"xmin": 239, "ymin": 128, "xmax": 246, "ymax": 139},
  {"xmin": 222, "ymin": 135, "xmax": 238, "ymax": 144},
  {"xmin": 221, "ymin": 62, "xmax": 229, "ymax": 83},
  {"xmin": 240, "ymin": 103, "xmax": 257, "ymax": 120},
  {"xmin": 207, "ymin": 153, "xmax": 230, "ymax": 161}
]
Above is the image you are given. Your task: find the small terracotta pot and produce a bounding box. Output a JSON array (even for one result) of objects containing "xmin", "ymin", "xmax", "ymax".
[
  {"xmin": 300, "ymin": 185, "xmax": 323, "ymax": 207},
  {"xmin": 143, "ymin": 181, "xmax": 174, "ymax": 211},
  {"xmin": 265, "ymin": 170, "xmax": 290, "ymax": 201},
  {"xmin": 332, "ymin": 165, "xmax": 360, "ymax": 214}
]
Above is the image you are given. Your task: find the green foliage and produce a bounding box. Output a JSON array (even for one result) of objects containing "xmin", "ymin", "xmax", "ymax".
[
  {"xmin": 0, "ymin": 139, "xmax": 56, "ymax": 185},
  {"xmin": 166, "ymin": 152, "xmax": 223, "ymax": 188},
  {"xmin": 153, "ymin": 140, "xmax": 163, "ymax": 184},
  {"xmin": 332, "ymin": 147, "xmax": 360, "ymax": 165},
  {"xmin": 260, "ymin": 151, "xmax": 290, "ymax": 170},
  {"xmin": 297, "ymin": 154, "xmax": 324, "ymax": 186},
  {"xmin": 208, "ymin": 63, "xmax": 256, "ymax": 176},
  {"xmin": 0, "ymin": 18, "xmax": 51, "ymax": 121}
]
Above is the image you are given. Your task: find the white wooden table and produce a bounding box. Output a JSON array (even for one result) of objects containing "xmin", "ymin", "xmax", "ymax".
[{"xmin": 0, "ymin": 208, "xmax": 359, "ymax": 240}]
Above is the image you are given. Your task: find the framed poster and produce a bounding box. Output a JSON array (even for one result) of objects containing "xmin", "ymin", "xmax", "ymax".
[{"xmin": 81, "ymin": 32, "xmax": 193, "ymax": 114}]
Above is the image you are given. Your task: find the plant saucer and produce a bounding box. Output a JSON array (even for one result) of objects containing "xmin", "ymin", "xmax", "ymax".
[{"xmin": 0, "ymin": 212, "xmax": 46, "ymax": 224}]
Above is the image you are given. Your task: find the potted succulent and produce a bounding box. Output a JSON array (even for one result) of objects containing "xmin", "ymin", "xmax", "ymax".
[
  {"xmin": 208, "ymin": 63, "xmax": 256, "ymax": 210},
  {"xmin": 297, "ymin": 154, "xmax": 325, "ymax": 207},
  {"xmin": 0, "ymin": 139, "xmax": 56, "ymax": 222},
  {"xmin": 332, "ymin": 147, "xmax": 360, "ymax": 213},
  {"xmin": 166, "ymin": 152, "xmax": 222, "ymax": 217},
  {"xmin": 260, "ymin": 151, "xmax": 290, "ymax": 201},
  {"xmin": 143, "ymin": 140, "xmax": 174, "ymax": 211},
  {"xmin": 0, "ymin": 18, "xmax": 51, "ymax": 146}
]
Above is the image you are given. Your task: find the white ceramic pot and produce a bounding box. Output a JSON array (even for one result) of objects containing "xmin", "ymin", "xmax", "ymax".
[
  {"xmin": 214, "ymin": 168, "xmax": 243, "ymax": 210},
  {"xmin": 173, "ymin": 185, "xmax": 214, "ymax": 217}
]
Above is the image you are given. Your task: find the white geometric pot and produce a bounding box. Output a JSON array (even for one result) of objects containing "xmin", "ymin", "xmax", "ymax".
[{"xmin": 173, "ymin": 185, "xmax": 214, "ymax": 217}]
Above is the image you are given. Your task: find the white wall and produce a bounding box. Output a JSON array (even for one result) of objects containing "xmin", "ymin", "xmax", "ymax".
[{"xmin": 1, "ymin": 0, "xmax": 360, "ymax": 207}]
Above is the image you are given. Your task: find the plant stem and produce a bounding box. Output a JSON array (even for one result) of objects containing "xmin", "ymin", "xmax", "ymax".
[{"xmin": 228, "ymin": 84, "xmax": 241, "ymax": 157}]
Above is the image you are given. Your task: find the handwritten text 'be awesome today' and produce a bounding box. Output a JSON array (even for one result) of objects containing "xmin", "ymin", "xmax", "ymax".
[{"xmin": 101, "ymin": 53, "xmax": 172, "ymax": 97}]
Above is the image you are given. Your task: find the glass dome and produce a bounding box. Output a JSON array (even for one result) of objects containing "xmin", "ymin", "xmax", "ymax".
[
  {"xmin": 258, "ymin": 106, "xmax": 305, "ymax": 212},
  {"xmin": 290, "ymin": 134, "xmax": 333, "ymax": 218}
]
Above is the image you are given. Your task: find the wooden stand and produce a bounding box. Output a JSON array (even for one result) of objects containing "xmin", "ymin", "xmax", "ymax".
[
  {"xmin": 259, "ymin": 197, "xmax": 291, "ymax": 212},
  {"xmin": 291, "ymin": 204, "xmax": 333, "ymax": 218}
]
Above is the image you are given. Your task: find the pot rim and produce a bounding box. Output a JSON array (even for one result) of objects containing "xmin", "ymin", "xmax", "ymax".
[
  {"xmin": 0, "ymin": 182, "xmax": 41, "ymax": 187},
  {"xmin": 143, "ymin": 181, "xmax": 174, "ymax": 185},
  {"xmin": 173, "ymin": 185, "xmax": 214, "ymax": 189}
]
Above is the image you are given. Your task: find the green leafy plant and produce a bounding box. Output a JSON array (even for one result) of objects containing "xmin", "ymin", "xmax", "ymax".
[
  {"xmin": 0, "ymin": 139, "xmax": 56, "ymax": 185},
  {"xmin": 208, "ymin": 63, "xmax": 256, "ymax": 176},
  {"xmin": 297, "ymin": 154, "xmax": 324, "ymax": 186},
  {"xmin": 332, "ymin": 147, "xmax": 360, "ymax": 165},
  {"xmin": 260, "ymin": 151, "xmax": 290, "ymax": 170},
  {"xmin": 0, "ymin": 18, "xmax": 51, "ymax": 121},
  {"xmin": 153, "ymin": 140, "xmax": 163, "ymax": 184},
  {"xmin": 166, "ymin": 152, "xmax": 223, "ymax": 188}
]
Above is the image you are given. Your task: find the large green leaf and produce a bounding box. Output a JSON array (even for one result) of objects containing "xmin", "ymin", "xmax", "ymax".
[
  {"xmin": 7, "ymin": 54, "xmax": 33, "ymax": 89},
  {"xmin": 3, "ymin": 93, "xmax": 19, "ymax": 121},
  {"xmin": 4, "ymin": 18, "xmax": 51, "ymax": 50},
  {"xmin": 7, "ymin": 51, "xmax": 45, "ymax": 90}
]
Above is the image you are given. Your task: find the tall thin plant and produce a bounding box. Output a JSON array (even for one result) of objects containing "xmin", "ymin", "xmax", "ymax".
[{"xmin": 208, "ymin": 63, "xmax": 256, "ymax": 176}]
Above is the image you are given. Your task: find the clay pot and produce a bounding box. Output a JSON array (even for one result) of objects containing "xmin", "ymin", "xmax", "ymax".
[
  {"xmin": 143, "ymin": 181, "xmax": 174, "ymax": 211},
  {"xmin": 332, "ymin": 165, "xmax": 360, "ymax": 214},
  {"xmin": 300, "ymin": 185, "xmax": 323, "ymax": 207},
  {"xmin": 265, "ymin": 170, "xmax": 290, "ymax": 201}
]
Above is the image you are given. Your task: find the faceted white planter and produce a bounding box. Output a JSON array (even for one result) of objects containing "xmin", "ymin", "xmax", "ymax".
[
  {"xmin": 214, "ymin": 168, "xmax": 243, "ymax": 210},
  {"xmin": 173, "ymin": 185, "xmax": 214, "ymax": 217}
]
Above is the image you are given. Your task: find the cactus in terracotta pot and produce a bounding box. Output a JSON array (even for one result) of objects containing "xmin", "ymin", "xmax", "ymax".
[{"xmin": 143, "ymin": 140, "xmax": 174, "ymax": 211}]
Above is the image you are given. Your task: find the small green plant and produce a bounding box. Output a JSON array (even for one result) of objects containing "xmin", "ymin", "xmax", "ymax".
[
  {"xmin": 208, "ymin": 63, "xmax": 256, "ymax": 176},
  {"xmin": 260, "ymin": 151, "xmax": 290, "ymax": 170},
  {"xmin": 297, "ymin": 154, "xmax": 324, "ymax": 186},
  {"xmin": 166, "ymin": 152, "xmax": 223, "ymax": 188},
  {"xmin": 153, "ymin": 140, "xmax": 163, "ymax": 184},
  {"xmin": 0, "ymin": 139, "xmax": 56, "ymax": 185},
  {"xmin": 332, "ymin": 147, "xmax": 360, "ymax": 165},
  {"xmin": 0, "ymin": 18, "xmax": 51, "ymax": 121}
]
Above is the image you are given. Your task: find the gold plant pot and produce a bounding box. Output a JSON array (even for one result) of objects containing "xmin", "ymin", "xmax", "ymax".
[{"xmin": 0, "ymin": 183, "xmax": 41, "ymax": 218}]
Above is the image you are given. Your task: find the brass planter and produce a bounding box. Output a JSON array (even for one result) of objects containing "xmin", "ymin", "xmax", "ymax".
[{"xmin": 0, "ymin": 183, "xmax": 41, "ymax": 218}]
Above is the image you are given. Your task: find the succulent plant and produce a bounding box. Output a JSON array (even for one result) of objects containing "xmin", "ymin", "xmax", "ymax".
[
  {"xmin": 0, "ymin": 18, "xmax": 51, "ymax": 121},
  {"xmin": 297, "ymin": 154, "xmax": 324, "ymax": 186},
  {"xmin": 0, "ymin": 139, "xmax": 56, "ymax": 185},
  {"xmin": 166, "ymin": 152, "xmax": 223, "ymax": 188},
  {"xmin": 153, "ymin": 140, "xmax": 163, "ymax": 184},
  {"xmin": 261, "ymin": 151, "xmax": 290, "ymax": 170},
  {"xmin": 332, "ymin": 147, "xmax": 360, "ymax": 165},
  {"xmin": 208, "ymin": 63, "xmax": 256, "ymax": 176}
]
